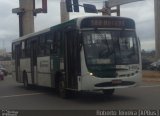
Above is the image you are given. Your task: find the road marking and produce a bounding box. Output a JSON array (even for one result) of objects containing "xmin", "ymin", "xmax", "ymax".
[
  {"xmin": 0, "ymin": 93, "xmax": 44, "ymax": 99},
  {"xmin": 0, "ymin": 85, "xmax": 160, "ymax": 99},
  {"xmin": 140, "ymin": 85, "xmax": 160, "ymax": 88}
]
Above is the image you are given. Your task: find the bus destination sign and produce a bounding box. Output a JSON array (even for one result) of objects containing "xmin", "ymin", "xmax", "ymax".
[
  {"xmin": 91, "ymin": 20, "xmax": 125, "ymax": 27},
  {"xmin": 80, "ymin": 17, "xmax": 135, "ymax": 29}
]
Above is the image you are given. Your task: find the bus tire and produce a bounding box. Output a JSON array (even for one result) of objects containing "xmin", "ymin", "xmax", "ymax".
[
  {"xmin": 23, "ymin": 72, "xmax": 29, "ymax": 89},
  {"xmin": 56, "ymin": 72, "xmax": 74, "ymax": 99},
  {"xmin": 58, "ymin": 79, "xmax": 70, "ymax": 98},
  {"xmin": 103, "ymin": 89, "xmax": 115, "ymax": 97}
]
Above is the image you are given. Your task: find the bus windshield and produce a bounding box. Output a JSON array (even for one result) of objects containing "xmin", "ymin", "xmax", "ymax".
[{"xmin": 83, "ymin": 30, "xmax": 139, "ymax": 66}]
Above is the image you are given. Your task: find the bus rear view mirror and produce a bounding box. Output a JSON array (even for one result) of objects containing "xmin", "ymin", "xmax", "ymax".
[{"xmin": 83, "ymin": 4, "xmax": 98, "ymax": 13}]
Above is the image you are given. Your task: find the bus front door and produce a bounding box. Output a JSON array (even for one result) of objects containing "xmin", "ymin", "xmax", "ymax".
[
  {"xmin": 65, "ymin": 30, "xmax": 80, "ymax": 89},
  {"xmin": 30, "ymin": 40, "xmax": 37, "ymax": 84}
]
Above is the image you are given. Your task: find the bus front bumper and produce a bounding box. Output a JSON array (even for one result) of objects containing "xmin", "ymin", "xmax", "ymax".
[{"xmin": 78, "ymin": 73, "xmax": 141, "ymax": 91}]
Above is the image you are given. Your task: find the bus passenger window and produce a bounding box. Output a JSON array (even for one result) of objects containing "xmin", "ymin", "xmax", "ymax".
[
  {"xmin": 53, "ymin": 32, "xmax": 60, "ymax": 55},
  {"xmin": 25, "ymin": 40, "xmax": 30, "ymax": 57},
  {"xmin": 45, "ymin": 34, "xmax": 52, "ymax": 56},
  {"xmin": 39, "ymin": 35, "xmax": 45, "ymax": 56},
  {"xmin": 12, "ymin": 44, "xmax": 16, "ymax": 60},
  {"xmin": 21, "ymin": 41, "xmax": 25, "ymax": 58}
]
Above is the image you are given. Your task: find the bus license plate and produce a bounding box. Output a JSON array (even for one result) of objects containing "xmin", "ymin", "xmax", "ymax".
[{"xmin": 112, "ymin": 80, "xmax": 122, "ymax": 84}]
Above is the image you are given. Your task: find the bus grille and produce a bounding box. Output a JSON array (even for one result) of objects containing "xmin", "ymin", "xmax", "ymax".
[{"xmin": 95, "ymin": 81, "xmax": 135, "ymax": 87}]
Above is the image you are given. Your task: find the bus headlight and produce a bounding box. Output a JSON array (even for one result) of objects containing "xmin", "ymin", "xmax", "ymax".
[{"xmin": 90, "ymin": 73, "xmax": 93, "ymax": 76}]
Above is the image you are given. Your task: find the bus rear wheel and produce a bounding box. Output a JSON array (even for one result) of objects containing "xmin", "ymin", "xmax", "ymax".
[
  {"xmin": 103, "ymin": 89, "xmax": 115, "ymax": 97},
  {"xmin": 58, "ymin": 80, "xmax": 69, "ymax": 98},
  {"xmin": 23, "ymin": 72, "xmax": 29, "ymax": 89}
]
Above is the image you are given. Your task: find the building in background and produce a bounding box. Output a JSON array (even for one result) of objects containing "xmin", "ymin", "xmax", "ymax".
[
  {"xmin": 0, "ymin": 49, "xmax": 12, "ymax": 73},
  {"xmin": 0, "ymin": 49, "xmax": 7, "ymax": 57}
]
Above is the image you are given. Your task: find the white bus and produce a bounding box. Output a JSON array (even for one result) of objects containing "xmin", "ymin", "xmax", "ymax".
[{"xmin": 12, "ymin": 16, "xmax": 142, "ymax": 98}]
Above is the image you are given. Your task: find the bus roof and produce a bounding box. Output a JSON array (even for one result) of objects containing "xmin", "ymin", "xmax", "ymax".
[
  {"xmin": 12, "ymin": 16, "xmax": 135, "ymax": 43},
  {"xmin": 12, "ymin": 28, "xmax": 50, "ymax": 43}
]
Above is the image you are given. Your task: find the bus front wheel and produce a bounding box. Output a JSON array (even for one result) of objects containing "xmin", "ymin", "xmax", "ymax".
[{"xmin": 103, "ymin": 89, "xmax": 115, "ymax": 97}]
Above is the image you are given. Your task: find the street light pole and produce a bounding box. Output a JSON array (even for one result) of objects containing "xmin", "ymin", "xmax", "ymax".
[
  {"xmin": 18, "ymin": 13, "xmax": 24, "ymax": 37},
  {"xmin": 12, "ymin": 0, "xmax": 35, "ymax": 37},
  {"xmin": 98, "ymin": 1, "xmax": 120, "ymax": 16},
  {"xmin": 12, "ymin": 0, "xmax": 48, "ymax": 37},
  {"xmin": 102, "ymin": 1, "xmax": 111, "ymax": 16},
  {"xmin": 155, "ymin": 0, "xmax": 160, "ymax": 59},
  {"xmin": 19, "ymin": 0, "xmax": 35, "ymax": 36},
  {"xmin": 60, "ymin": 0, "xmax": 69, "ymax": 23},
  {"xmin": 98, "ymin": 0, "xmax": 143, "ymax": 16}
]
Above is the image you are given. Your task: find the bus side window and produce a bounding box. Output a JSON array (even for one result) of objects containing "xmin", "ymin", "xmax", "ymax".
[
  {"xmin": 21, "ymin": 41, "xmax": 25, "ymax": 58},
  {"xmin": 45, "ymin": 33, "xmax": 52, "ymax": 56},
  {"xmin": 25, "ymin": 39, "xmax": 30, "ymax": 58},
  {"xmin": 50, "ymin": 32, "xmax": 54, "ymax": 55},
  {"xmin": 12, "ymin": 43, "xmax": 16, "ymax": 60},
  {"xmin": 53, "ymin": 31, "xmax": 60, "ymax": 55},
  {"xmin": 39, "ymin": 35, "xmax": 46, "ymax": 56}
]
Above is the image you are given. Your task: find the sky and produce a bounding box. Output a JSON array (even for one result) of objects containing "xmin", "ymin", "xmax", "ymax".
[{"xmin": 0, "ymin": 0, "xmax": 155, "ymax": 51}]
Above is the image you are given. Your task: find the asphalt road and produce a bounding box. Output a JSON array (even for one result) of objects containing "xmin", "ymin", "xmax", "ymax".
[{"xmin": 0, "ymin": 75, "xmax": 160, "ymax": 110}]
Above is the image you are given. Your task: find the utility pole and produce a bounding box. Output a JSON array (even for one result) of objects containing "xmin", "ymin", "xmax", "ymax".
[
  {"xmin": 60, "ymin": 0, "xmax": 69, "ymax": 23},
  {"xmin": 98, "ymin": 1, "xmax": 120, "ymax": 16},
  {"xmin": 12, "ymin": 0, "xmax": 48, "ymax": 37},
  {"xmin": 155, "ymin": 0, "xmax": 160, "ymax": 59},
  {"xmin": 12, "ymin": 0, "xmax": 35, "ymax": 37},
  {"xmin": 98, "ymin": 0, "xmax": 143, "ymax": 16},
  {"xmin": 19, "ymin": 0, "xmax": 35, "ymax": 36},
  {"xmin": 102, "ymin": 1, "xmax": 111, "ymax": 16}
]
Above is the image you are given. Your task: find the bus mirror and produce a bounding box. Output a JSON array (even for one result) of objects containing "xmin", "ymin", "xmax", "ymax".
[{"xmin": 83, "ymin": 4, "xmax": 98, "ymax": 13}]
